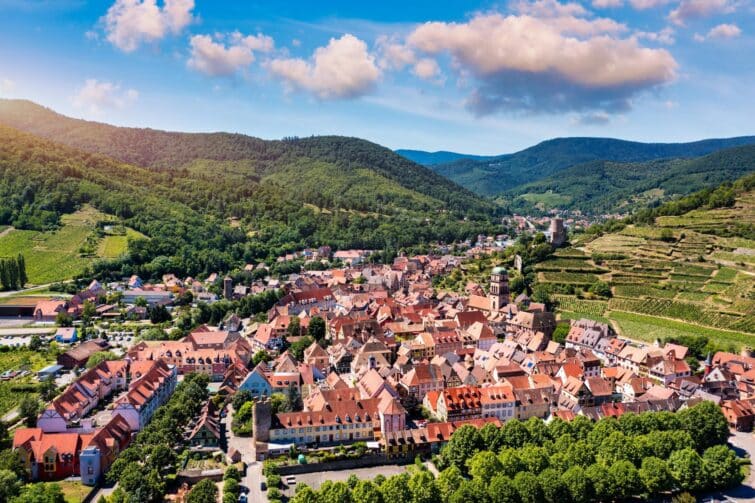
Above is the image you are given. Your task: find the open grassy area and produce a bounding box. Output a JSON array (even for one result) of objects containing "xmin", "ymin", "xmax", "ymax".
[
  {"xmin": 0, "ymin": 205, "xmax": 143, "ymax": 284},
  {"xmin": 38, "ymin": 481, "xmax": 93, "ymax": 503},
  {"xmin": 0, "ymin": 349, "xmax": 54, "ymax": 416}
]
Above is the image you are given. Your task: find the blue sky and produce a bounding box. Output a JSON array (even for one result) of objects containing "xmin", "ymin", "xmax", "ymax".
[{"xmin": 0, "ymin": 0, "xmax": 752, "ymax": 154}]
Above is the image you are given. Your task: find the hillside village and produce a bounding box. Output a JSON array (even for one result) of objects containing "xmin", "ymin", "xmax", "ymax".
[{"xmin": 2, "ymin": 225, "xmax": 753, "ymax": 501}]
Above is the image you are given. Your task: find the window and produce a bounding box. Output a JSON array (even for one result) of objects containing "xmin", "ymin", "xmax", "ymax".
[{"xmin": 44, "ymin": 454, "xmax": 55, "ymax": 473}]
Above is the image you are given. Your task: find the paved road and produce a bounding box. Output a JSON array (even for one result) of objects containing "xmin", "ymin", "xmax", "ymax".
[
  {"xmin": 722, "ymin": 431, "xmax": 755, "ymax": 502},
  {"xmin": 223, "ymin": 405, "xmax": 265, "ymax": 502}
]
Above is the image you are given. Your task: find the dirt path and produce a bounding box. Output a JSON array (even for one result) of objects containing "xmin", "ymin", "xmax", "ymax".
[{"xmin": 0, "ymin": 226, "xmax": 13, "ymax": 238}]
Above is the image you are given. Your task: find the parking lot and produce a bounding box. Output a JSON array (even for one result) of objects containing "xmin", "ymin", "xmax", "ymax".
[{"xmin": 280, "ymin": 464, "xmax": 410, "ymax": 496}]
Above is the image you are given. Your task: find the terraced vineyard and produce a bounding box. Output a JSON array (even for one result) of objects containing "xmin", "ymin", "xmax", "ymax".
[{"xmin": 544, "ymin": 186, "xmax": 755, "ymax": 350}]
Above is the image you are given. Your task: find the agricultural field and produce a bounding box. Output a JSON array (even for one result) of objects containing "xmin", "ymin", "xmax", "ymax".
[
  {"xmin": 0, "ymin": 205, "xmax": 143, "ymax": 284},
  {"xmin": 542, "ymin": 188, "xmax": 755, "ymax": 348}
]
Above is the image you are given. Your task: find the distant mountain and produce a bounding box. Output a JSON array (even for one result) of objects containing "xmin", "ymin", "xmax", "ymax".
[
  {"xmin": 395, "ymin": 149, "xmax": 496, "ymax": 166},
  {"xmin": 430, "ymin": 136, "xmax": 755, "ymax": 196},
  {"xmin": 507, "ymin": 145, "xmax": 755, "ymax": 214}
]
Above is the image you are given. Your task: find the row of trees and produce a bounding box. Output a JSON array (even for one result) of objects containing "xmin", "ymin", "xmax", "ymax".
[
  {"xmin": 0, "ymin": 254, "xmax": 27, "ymax": 291},
  {"xmin": 105, "ymin": 373, "xmax": 210, "ymax": 503},
  {"xmin": 287, "ymin": 402, "xmax": 741, "ymax": 503}
]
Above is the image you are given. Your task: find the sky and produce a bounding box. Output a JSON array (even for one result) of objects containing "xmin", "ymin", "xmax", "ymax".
[{"xmin": 0, "ymin": 0, "xmax": 753, "ymax": 154}]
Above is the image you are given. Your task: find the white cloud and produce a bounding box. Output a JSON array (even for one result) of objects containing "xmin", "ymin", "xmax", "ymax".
[
  {"xmin": 707, "ymin": 23, "xmax": 742, "ymax": 38},
  {"xmin": 406, "ymin": 11, "xmax": 677, "ymax": 115},
  {"xmin": 376, "ymin": 36, "xmax": 417, "ymax": 70},
  {"xmin": 412, "ymin": 58, "xmax": 441, "ymax": 80},
  {"xmin": 187, "ymin": 32, "xmax": 274, "ymax": 76},
  {"xmin": 72, "ymin": 79, "xmax": 139, "ymax": 114},
  {"xmin": 636, "ymin": 26, "xmax": 676, "ymax": 44},
  {"xmin": 629, "ymin": 0, "xmax": 673, "ymax": 9},
  {"xmin": 592, "ymin": 0, "xmax": 623, "ymax": 8},
  {"xmin": 102, "ymin": 0, "xmax": 195, "ymax": 52},
  {"xmin": 669, "ymin": 0, "xmax": 736, "ymax": 26},
  {"xmin": 267, "ymin": 34, "xmax": 380, "ymax": 100},
  {"xmin": 0, "ymin": 78, "xmax": 15, "ymax": 95}
]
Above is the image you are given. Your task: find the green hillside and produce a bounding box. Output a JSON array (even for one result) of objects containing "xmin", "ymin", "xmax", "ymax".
[
  {"xmin": 0, "ymin": 124, "xmax": 496, "ymax": 283},
  {"xmin": 0, "ymin": 99, "xmax": 493, "ymax": 217},
  {"xmin": 395, "ymin": 149, "xmax": 495, "ymax": 166},
  {"xmin": 537, "ymin": 173, "xmax": 755, "ymax": 350},
  {"xmin": 430, "ymin": 136, "xmax": 755, "ymax": 197},
  {"xmin": 506, "ymin": 145, "xmax": 755, "ymax": 214}
]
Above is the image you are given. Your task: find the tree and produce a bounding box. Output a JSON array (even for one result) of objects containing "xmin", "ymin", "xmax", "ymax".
[
  {"xmin": 537, "ymin": 469, "xmax": 569, "ymax": 503},
  {"xmin": 86, "ymin": 351, "xmax": 119, "ymax": 369},
  {"xmin": 290, "ymin": 335, "xmax": 314, "ymax": 361},
  {"xmin": 467, "ymin": 451, "xmax": 502, "ymax": 484},
  {"xmin": 55, "ymin": 311, "xmax": 72, "ymax": 327},
  {"xmin": 585, "ymin": 463, "xmax": 613, "ymax": 502},
  {"xmin": 285, "ymin": 382, "xmax": 303, "ymax": 412},
  {"xmin": 0, "ymin": 469, "xmax": 21, "ymax": 502},
  {"xmin": 81, "ymin": 300, "xmax": 97, "ymax": 324},
  {"xmin": 488, "ymin": 474, "xmax": 519, "ymax": 503},
  {"xmin": 561, "ymin": 466, "xmax": 593, "ymax": 503},
  {"xmin": 28, "ymin": 334, "xmax": 42, "ymax": 351},
  {"xmin": 703, "ymin": 445, "xmax": 744, "ymax": 489},
  {"xmin": 498, "ymin": 448, "xmax": 524, "ymax": 478},
  {"xmin": 639, "ymin": 457, "xmax": 674, "ymax": 495},
  {"xmin": 409, "ymin": 470, "xmax": 439, "ymax": 503},
  {"xmin": 17, "ymin": 254, "xmax": 27, "ymax": 288},
  {"xmin": 551, "ymin": 324, "xmax": 569, "ymax": 344},
  {"xmin": 669, "ymin": 448, "xmax": 708, "ymax": 492},
  {"xmin": 677, "ymin": 400, "xmax": 729, "ymax": 451},
  {"xmin": 480, "ymin": 422, "xmax": 504, "ymax": 453},
  {"xmin": 441, "ymin": 424, "xmax": 482, "ymax": 473},
  {"xmin": 436, "ymin": 466, "xmax": 464, "ymax": 503},
  {"xmin": 186, "ymin": 479, "xmax": 218, "ymax": 503},
  {"xmin": 287, "ymin": 315, "xmax": 301, "ymax": 338},
  {"xmin": 352, "ymin": 480, "xmax": 383, "ymax": 503},
  {"xmin": 148, "ymin": 304, "xmax": 172, "ymax": 324},
  {"xmin": 512, "ymin": 472, "xmax": 542, "ymax": 503},
  {"xmin": 588, "ymin": 281, "xmax": 612, "ymax": 298},
  {"xmin": 380, "ymin": 473, "xmax": 412, "ymax": 503},
  {"xmin": 449, "ymin": 479, "xmax": 488, "ymax": 503},
  {"xmin": 232, "ymin": 389, "xmax": 253, "ymax": 411},
  {"xmin": 252, "ymin": 350, "xmax": 272, "ymax": 366},
  {"xmin": 597, "ymin": 431, "xmax": 639, "ymax": 465},
  {"xmin": 38, "ymin": 375, "xmax": 57, "ymax": 401},
  {"xmin": 319, "ymin": 481, "xmax": 352, "ymax": 503},
  {"xmin": 500, "ymin": 419, "xmax": 530, "ymax": 449},
  {"xmin": 517, "ymin": 445, "xmax": 549, "ymax": 474},
  {"xmin": 308, "ymin": 316, "xmax": 326, "ymax": 342},
  {"xmin": 609, "ymin": 460, "xmax": 641, "ymax": 500},
  {"xmin": 19, "ymin": 395, "xmax": 40, "ymax": 427},
  {"xmin": 291, "ymin": 485, "xmax": 320, "ymax": 503},
  {"xmin": 12, "ymin": 482, "xmax": 65, "ymax": 503}
]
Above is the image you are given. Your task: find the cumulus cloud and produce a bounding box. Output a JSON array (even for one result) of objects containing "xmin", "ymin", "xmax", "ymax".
[
  {"xmin": 695, "ymin": 23, "xmax": 742, "ymax": 40},
  {"xmin": 103, "ymin": 0, "xmax": 195, "ymax": 52},
  {"xmin": 72, "ymin": 79, "xmax": 138, "ymax": 114},
  {"xmin": 188, "ymin": 32, "xmax": 274, "ymax": 76},
  {"xmin": 669, "ymin": 0, "xmax": 736, "ymax": 26},
  {"xmin": 376, "ymin": 37, "xmax": 417, "ymax": 70},
  {"xmin": 267, "ymin": 34, "xmax": 380, "ymax": 100},
  {"xmin": 406, "ymin": 11, "xmax": 677, "ymax": 115}
]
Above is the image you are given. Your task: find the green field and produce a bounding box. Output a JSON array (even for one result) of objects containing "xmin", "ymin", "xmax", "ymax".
[
  {"xmin": 0, "ymin": 206, "xmax": 142, "ymax": 283},
  {"xmin": 0, "ymin": 349, "xmax": 54, "ymax": 416}
]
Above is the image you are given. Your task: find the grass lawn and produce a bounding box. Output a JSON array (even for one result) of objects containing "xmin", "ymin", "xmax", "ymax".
[
  {"xmin": 40, "ymin": 481, "xmax": 93, "ymax": 503},
  {"xmin": 609, "ymin": 311, "xmax": 751, "ymax": 349},
  {"xmin": 98, "ymin": 228, "xmax": 146, "ymax": 259}
]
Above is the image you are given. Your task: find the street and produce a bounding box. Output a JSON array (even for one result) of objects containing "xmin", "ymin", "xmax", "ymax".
[{"xmin": 223, "ymin": 406, "xmax": 265, "ymax": 502}]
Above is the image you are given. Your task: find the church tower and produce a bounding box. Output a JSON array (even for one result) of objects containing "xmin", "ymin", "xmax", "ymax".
[{"xmin": 489, "ymin": 266, "xmax": 509, "ymax": 312}]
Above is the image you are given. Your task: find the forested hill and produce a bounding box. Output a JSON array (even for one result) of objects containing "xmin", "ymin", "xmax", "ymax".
[
  {"xmin": 0, "ymin": 99, "xmax": 492, "ymax": 215},
  {"xmin": 506, "ymin": 145, "xmax": 755, "ymax": 214},
  {"xmin": 0, "ymin": 123, "xmax": 499, "ymax": 281},
  {"xmin": 395, "ymin": 149, "xmax": 495, "ymax": 166},
  {"xmin": 429, "ymin": 136, "xmax": 755, "ymax": 196}
]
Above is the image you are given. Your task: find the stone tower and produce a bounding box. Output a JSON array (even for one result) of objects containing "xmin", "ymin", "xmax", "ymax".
[
  {"xmin": 223, "ymin": 276, "xmax": 233, "ymax": 300},
  {"xmin": 489, "ymin": 266, "xmax": 510, "ymax": 312},
  {"xmin": 549, "ymin": 218, "xmax": 566, "ymax": 247}
]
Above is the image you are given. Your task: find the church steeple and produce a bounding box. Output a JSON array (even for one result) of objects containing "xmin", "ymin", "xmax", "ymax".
[{"xmin": 489, "ymin": 266, "xmax": 509, "ymax": 312}]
